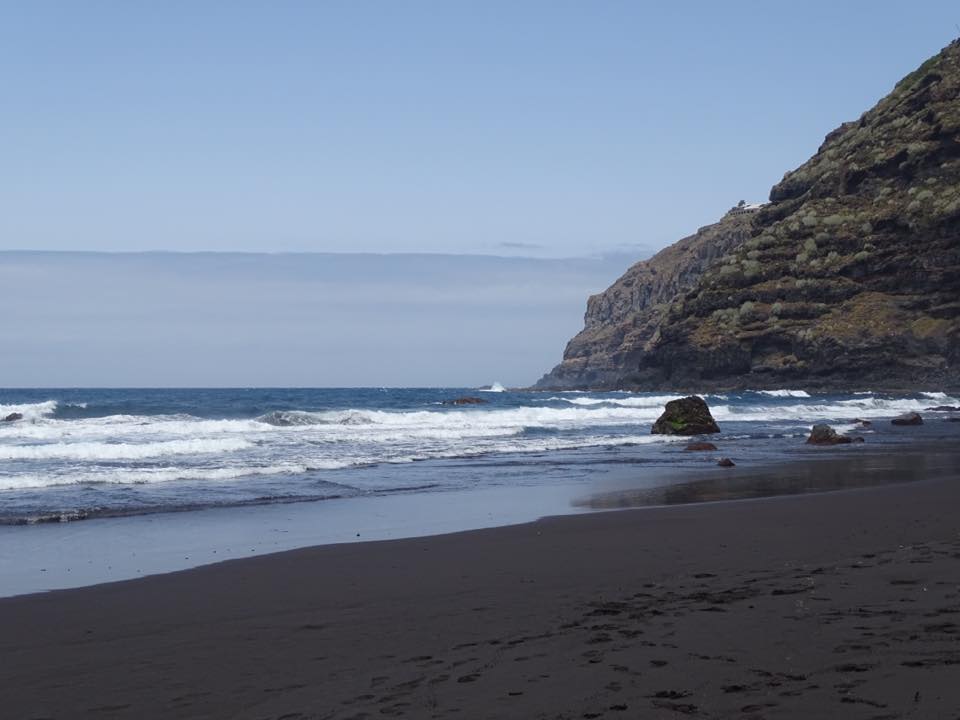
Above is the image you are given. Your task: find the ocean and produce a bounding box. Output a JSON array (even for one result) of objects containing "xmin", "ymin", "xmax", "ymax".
[{"xmin": 2, "ymin": 386, "xmax": 957, "ymax": 527}]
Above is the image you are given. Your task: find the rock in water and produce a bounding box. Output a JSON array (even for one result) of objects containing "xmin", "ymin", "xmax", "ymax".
[
  {"xmin": 891, "ymin": 412, "xmax": 923, "ymax": 426},
  {"xmin": 442, "ymin": 397, "xmax": 489, "ymax": 406},
  {"xmin": 685, "ymin": 441, "xmax": 718, "ymax": 451},
  {"xmin": 3, "ymin": 412, "xmax": 23, "ymax": 422},
  {"xmin": 651, "ymin": 396, "xmax": 720, "ymax": 435},
  {"xmin": 806, "ymin": 424, "xmax": 853, "ymax": 445},
  {"xmin": 926, "ymin": 405, "xmax": 960, "ymax": 412},
  {"xmin": 717, "ymin": 458, "xmax": 736, "ymax": 467}
]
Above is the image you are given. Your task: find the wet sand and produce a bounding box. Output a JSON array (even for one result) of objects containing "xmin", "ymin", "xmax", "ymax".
[{"xmin": 2, "ymin": 467, "xmax": 960, "ymax": 718}]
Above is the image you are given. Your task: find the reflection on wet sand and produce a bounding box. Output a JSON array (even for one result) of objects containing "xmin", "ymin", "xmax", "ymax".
[{"xmin": 577, "ymin": 445, "xmax": 960, "ymax": 509}]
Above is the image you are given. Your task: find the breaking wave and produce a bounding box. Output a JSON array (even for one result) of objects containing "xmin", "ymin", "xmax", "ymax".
[
  {"xmin": 0, "ymin": 437, "xmax": 253, "ymax": 461},
  {"xmin": 0, "ymin": 400, "xmax": 58, "ymax": 421}
]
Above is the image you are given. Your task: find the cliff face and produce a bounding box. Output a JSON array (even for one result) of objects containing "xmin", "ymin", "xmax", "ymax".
[
  {"xmin": 537, "ymin": 40, "xmax": 960, "ymax": 392},
  {"xmin": 537, "ymin": 213, "xmax": 755, "ymax": 388}
]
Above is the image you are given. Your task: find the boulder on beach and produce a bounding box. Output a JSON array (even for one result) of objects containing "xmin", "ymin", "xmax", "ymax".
[
  {"xmin": 685, "ymin": 441, "xmax": 718, "ymax": 451},
  {"xmin": 891, "ymin": 412, "xmax": 923, "ymax": 426},
  {"xmin": 3, "ymin": 412, "xmax": 23, "ymax": 422},
  {"xmin": 651, "ymin": 396, "xmax": 720, "ymax": 436},
  {"xmin": 442, "ymin": 397, "xmax": 489, "ymax": 406},
  {"xmin": 717, "ymin": 458, "xmax": 735, "ymax": 467},
  {"xmin": 806, "ymin": 424, "xmax": 852, "ymax": 445}
]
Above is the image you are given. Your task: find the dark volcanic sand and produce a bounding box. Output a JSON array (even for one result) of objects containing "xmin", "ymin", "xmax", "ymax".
[{"xmin": 2, "ymin": 469, "xmax": 960, "ymax": 718}]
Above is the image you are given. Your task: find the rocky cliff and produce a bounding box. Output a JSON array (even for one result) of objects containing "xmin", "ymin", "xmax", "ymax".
[{"xmin": 537, "ymin": 40, "xmax": 960, "ymax": 392}]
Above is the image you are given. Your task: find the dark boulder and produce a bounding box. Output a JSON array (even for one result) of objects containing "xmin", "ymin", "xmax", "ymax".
[
  {"xmin": 3, "ymin": 412, "xmax": 23, "ymax": 422},
  {"xmin": 891, "ymin": 412, "xmax": 923, "ymax": 426},
  {"xmin": 651, "ymin": 396, "xmax": 720, "ymax": 435},
  {"xmin": 442, "ymin": 397, "xmax": 489, "ymax": 406},
  {"xmin": 717, "ymin": 458, "xmax": 736, "ymax": 467},
  {"xmin": 685, "ymin": 441, "xmax": 718, "ymax": 451},
  {"xmin": 806, "ymin": 424, "xmax": 852, "ymax": 445},
  {"xmin": 926, "ymin": 405, "xmax": 960, "ymax": 412}
]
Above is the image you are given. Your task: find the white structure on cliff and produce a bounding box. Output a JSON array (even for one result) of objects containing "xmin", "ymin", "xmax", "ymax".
[{"xmin": 726, "ymin": 200, "xmax": 767, "ymax": 216}]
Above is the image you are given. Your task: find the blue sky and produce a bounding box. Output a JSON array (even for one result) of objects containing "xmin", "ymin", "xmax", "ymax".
[{"xmin": 2, "ymin": 2, "xmax": 955, "ymax": 258}]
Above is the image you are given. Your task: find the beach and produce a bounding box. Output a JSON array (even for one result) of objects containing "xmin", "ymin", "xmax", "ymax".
[{"xmin": 3, "ymin": 452, "xmax": 959, "ymax": 719}]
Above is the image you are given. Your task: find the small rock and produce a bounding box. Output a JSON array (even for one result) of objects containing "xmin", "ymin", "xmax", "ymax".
[
  {"xmin": 851, "ymin": 436, "xmax": 865, "ymax": 443},
  {"xmin": 685, "ymin": 441, "xmax": 718, "ymax": 451},
  {"xmin": 442, "ymin": 397, "xmax": 489, "ymax": 406},
  {"xmin": 717, "ymin": 458, "xmax": 735, "ymax": 467},
  {"xmin": 925, "ymin": 405, "xmax": 960, "ymax": 412},
  {"xmin": 651, "ymin": 396, "xmax": 720, "ymax": 436},
  {"xmin": 806, "ymin": 424, "xmax": 852, "ymax": 445},
  {"xmin": 2, "ymin": 412, "xmax": 23, "ymax": 422},
  {"xmin": 852, "ymin": 418, "xmax": 872, "ymax": 426},
  {"xmin": 891, "ymin": 412, "xmax": 923, "ymax": 426}
]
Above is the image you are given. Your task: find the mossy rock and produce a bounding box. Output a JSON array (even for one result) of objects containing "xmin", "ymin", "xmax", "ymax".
[{"xmin": 651, "ymin": 396, "xmax": 721, "ymax": 436}]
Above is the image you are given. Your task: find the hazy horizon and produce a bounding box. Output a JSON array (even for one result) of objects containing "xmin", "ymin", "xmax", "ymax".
[{"xmin": 1, "ymin": 250, "xmax": 631, "ymax": 387}]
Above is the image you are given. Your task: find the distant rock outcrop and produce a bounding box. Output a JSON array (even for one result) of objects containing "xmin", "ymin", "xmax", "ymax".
[
  {"xmin": 535, "ymin": 213, "xmax": 755, "ymax": 389},
  {"xmin": 651, "ymin": 396, "xmax": 720, "ymax": 435},
  {"xmin": 442, "ymin": 397, "xmax": 489, "ymax": 406},
  {"xmin": 537, "ymin": 40, "xmax": 960, "ymax": 392}
]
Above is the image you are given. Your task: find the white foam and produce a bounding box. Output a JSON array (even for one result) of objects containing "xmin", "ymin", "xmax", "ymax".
[
  {"xmin": 479, "ymin": 382, "xmax": 507, "ymax": 392},
  {"xmin": 0, "ymin": 437, "xmax": 252, "ymax": 461},
  {"xmin": 0, "ymin": 462, "xmax": 324, "ymax": 491},
  {"xmin": 547, "ymin": 394, "xmax": 683, "ymax": 408},
  {"xmin": 756, "ymin": 389, "xmax": 812, "ymax": 398},
  {"xmin": 711, "ymin": 395, "xmax": 951, "ymax": 423},
  {"xmin": 0, "ymin": 400, "xmax": 58, "ymax": 421}
]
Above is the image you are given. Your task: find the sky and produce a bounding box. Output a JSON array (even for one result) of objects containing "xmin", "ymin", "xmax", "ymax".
[
  {"xmin": 2, "ymin": 1, "xmax": 956, "ymax": 258},
  {"xmin": 2, "ymin": 3, "xmax": 957, "ymax": 387}
]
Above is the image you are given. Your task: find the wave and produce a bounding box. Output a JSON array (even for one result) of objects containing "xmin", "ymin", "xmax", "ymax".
[
  {"xmin": 479, "ymin": 382, "xmax": 506, "ymax": 392},
  {"xmin": 546, "ymin": 394, "xmax": 685, "ymax": 408},
  {"xmin": 0, "ymin": 462, "xmax": 341, "ymax": 491},
  {"xmin": 710, "ymin": 396, "xmax": 953, "ymax": 423},
  {"xmin": 756, "ymin": 389, "xmax": 812, "ymax": 398},
  {"xmin": 0, "ymin": 437, "xmax": 252, "ymax": 461},
  {"xmin": 0, "ymin": 400, "xmax": 58, "ymax": 421},
  {"xmin": 0, "ymin": 432, "xmax": 681, "ymax": 491},
  {"xmin": 258, "ymin": 409, "xmax": 372, "ymax": 426}
]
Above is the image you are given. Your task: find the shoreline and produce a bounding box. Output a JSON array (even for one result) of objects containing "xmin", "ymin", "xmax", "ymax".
[
  {"xmin": 2, "ymin": 440, "xmax": 958, "ymax": 599},
  {"xmin": 2, "ymin": 457, "xmax": 960, "ymax": 717},
  {"xmin": 1, "ymin": 440, "xmax": 954, "ymax": 599}
]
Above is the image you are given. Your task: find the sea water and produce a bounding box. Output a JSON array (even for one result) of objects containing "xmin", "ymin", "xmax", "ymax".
[{"xmin": 1, "ymin": 386, "xmax": 957, "ymax": 526}]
